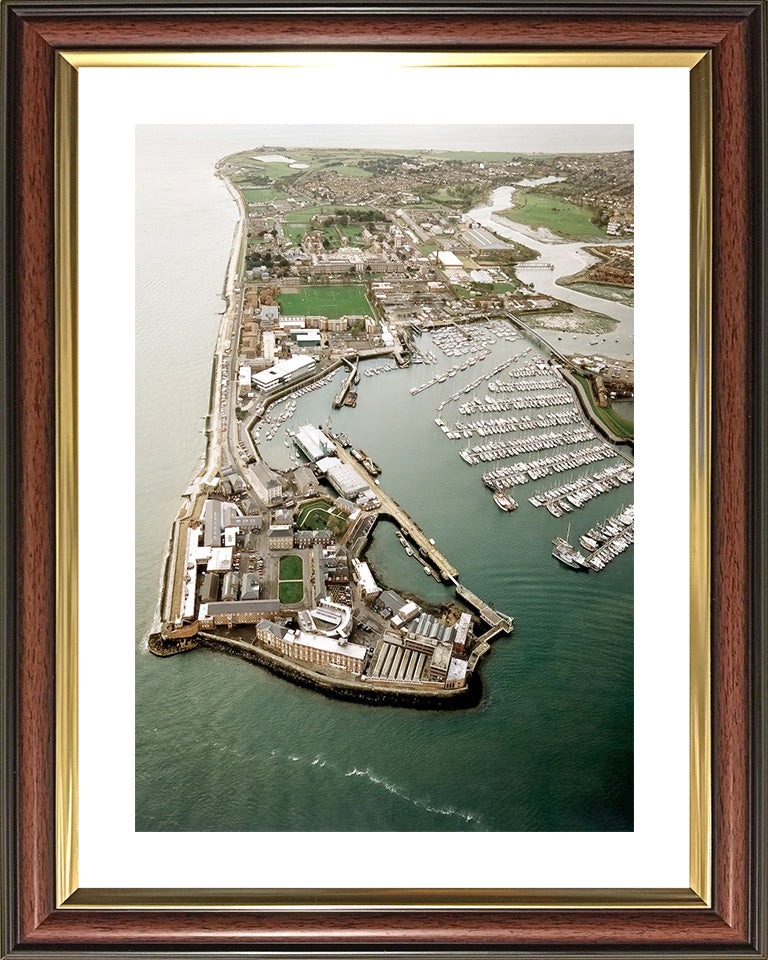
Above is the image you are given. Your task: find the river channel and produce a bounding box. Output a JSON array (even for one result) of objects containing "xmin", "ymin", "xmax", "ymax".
[{"xmin": 468, "ymin": 186, "xmax": 635, "ymax": 360}]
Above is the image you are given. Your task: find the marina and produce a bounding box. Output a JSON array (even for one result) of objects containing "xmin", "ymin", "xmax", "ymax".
[
  {"xmin": 584, "ymin": 521, "xmax": 634, "ymax": 570},
  {"xmin": 528, "ymin": 463, "xmax": 635, "ymax": 514},
  {"xmin": 460, "ymin": 426, "xmax": 597, "ymax": 465},
  {"xmin": 482, "ymin": 442, "xmax": 619, "ymax": 489},
  {"xmin": 456, "ymin": 409, "xmax": 581, "ymax": 438}
]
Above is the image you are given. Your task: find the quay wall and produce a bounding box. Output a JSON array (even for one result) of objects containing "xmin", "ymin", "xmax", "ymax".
[
  {"xmin": 148, "ymin": 633, "xmax": 200, "ymax": 656},
  {"xmin": 194, "ymin": 631, "xmax": 482, "ymax": 709},
  {"xmin": 562, "ymin": 369, "xmax": 634, "ymax": 456}
]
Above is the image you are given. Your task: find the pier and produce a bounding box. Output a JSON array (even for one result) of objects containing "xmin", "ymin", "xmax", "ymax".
[
  {"xmin": 333, "ymin": 357, "xmax": 359, "ymax": 409},
  {"xmin": 455, "ymin": 584, "xmax": 514, "ymax": 632},
  {"xmin": 331, "ymin": 442, "xmax": 459, "ymax": 581},
  {"xmin": 504, "ymin": 312, "xmax": 574, "ymax": 367}
]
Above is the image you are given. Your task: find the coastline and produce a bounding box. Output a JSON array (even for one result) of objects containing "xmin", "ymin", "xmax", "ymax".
[
  {"xmin": 148, "ymin": 629, "xmax": 483, "ymax": 708},
  {"xmin": 149, "ymin": 162, "xmax": 513, "ymax": 705}
]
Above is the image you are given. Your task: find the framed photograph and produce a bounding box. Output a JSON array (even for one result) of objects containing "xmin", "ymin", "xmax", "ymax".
[{"xmin": 1, "ymin": 2, "xmax": 766, "ymax": 957}]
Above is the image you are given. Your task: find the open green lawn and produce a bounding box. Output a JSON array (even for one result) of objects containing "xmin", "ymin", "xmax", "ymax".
[
  {"xmin": 278, "ymin": 555, "xmax": 303, "ymax": 581},
  {"xmin": 499, "ymin": 191, "xmax": 608, "ymax": 240},
  {"xmin": 296, "ymin": 499, "xmax": 347, "ymax": 534},
  {"xmin": 284, "ymin": 206, "xmax": 332, "ymax": 223},
  {"xmin": 573, "ymin": 374, "xmax": 634, "ymax": 440},
  {"xmin": 337, "ymin": 224, "xmax": 364, "ymax": 244},
  {"xmin": 278, "ymin": 554, "xmax": 304, "ymax": 604},
  {"xmin": 241, "ymin": 187, "xmax": 288, "ymax": 202},
  {"xmin": 279, "ymin": 581, "xmax": 304, "ymax": 604},
  {"xmin": 278, "ymin": 285, "xmax": 372, "ymax": 319},
  {"xmin": 321, "ymin": 162, "xmax": 372, "ymax": 178}
]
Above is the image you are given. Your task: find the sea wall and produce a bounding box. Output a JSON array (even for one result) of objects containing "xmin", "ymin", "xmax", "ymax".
[{"xmin": 195, "ymin": 631, "xmax": 482, "ymax": 710}]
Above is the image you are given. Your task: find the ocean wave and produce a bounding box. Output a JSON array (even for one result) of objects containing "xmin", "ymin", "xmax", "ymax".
[{"xmin": 345, "ymin": 766, "xmax": 482, "ymax": 827}]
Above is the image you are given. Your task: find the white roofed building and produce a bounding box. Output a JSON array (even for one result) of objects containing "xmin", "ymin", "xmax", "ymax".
[
  {"xmin": 260, "ymin": 626, "xmax": 367, "ymax": 676},
  {"xmin": 437, "ymin": 250, "xmax": 463, "ymax": 267},
  {"xmin": 253, "ymin": 355, "xmax": 316, "ymax": 393},
  {"xmin": 316, "ymin": 457, "xmax": 370, "ymax": 499},
  {"xmin": 294, "ymin": 424, "xmax": 333, "ymax": 462}
]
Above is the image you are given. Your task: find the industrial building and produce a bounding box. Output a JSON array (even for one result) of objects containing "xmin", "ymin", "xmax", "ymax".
[
  {"xmin": 201, "ymin": 572, "xmax": 220, "ymax": 604},
  {"xmin": 350, "ymin": 559, "xmax": 379, "ymax": 599},
  {"xmin": 222, "ymin": 572, "xmax": 240, "ymax": 602},
  {"xmin": 316, "ymin": 456, "xmax": 370, "ymax": 499},
  {"xmin": 461, "ymin": 226, "xmax": 510, "ymax": 255},
  {"xmin": 208, "ymin": 547, "xmax": 234, "ymax": 572},
  {"xmin": 294, "ymin": 330, "xmax": 322, "ymax": 347},
  {"xmin": 437, "ymin": 250, "xmax": 464, "ymax": 268},
  {"xmin": 241, "ymin": 574, "xmax": 261, "ymax": 601},
  {"xmin": 428, "ymin": 639, "xmax": 453, "ymax": 681}
]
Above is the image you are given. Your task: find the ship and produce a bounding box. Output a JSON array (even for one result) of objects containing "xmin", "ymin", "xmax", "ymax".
[
  {"xmin": 493, "ymin": 490, "xmax": 519, "ymax": 512},
  {"xmin": 552, "ymin": 525, "xmax": 589, "ymax": 569}
]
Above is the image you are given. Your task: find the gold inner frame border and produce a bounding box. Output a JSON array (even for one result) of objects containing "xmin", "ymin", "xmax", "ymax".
[{"xmin": 55, "ymin": 49, "xmax": 711, "ymax": 912}]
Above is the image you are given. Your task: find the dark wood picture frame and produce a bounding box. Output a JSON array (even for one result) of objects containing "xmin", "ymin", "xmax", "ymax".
[{"xmin": 1, "ymin": 1, "xmax": 766, "ymax": 956}]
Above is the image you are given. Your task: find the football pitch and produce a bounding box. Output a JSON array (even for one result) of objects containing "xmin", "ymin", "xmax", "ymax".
[{"xmin": 278, "ymin": 285, "xmax": 372, "ymax": 320}]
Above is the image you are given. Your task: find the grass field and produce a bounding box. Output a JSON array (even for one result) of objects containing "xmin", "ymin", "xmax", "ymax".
[
  {"xmin": 296, "ymin": 499, "xmax": 347, "ymax": 534},
  {"xmin": 282, "ymin": 223, "xmax": 325, "ymax": 246},
  {"xmin": 279, "ymin": 555, "xmax": 303, "ymax": 580},
  {"xmin": 279, "ymin": 581, "xmax": 304, "ymax": 604},
  {"xmin": 282, "ymin": 207, "xmax": 367, "ymax": 249},
  {"xmin": 278, "ymin": 554, "xmax": 304, "ymax": 604},
  {"xmin": 321, "ymin": 162, "xmax": 372, "ymax": 178},
  {"xmin": 241, "ymin": 187, "xmax": 287, "ymax": 202},
  {"xmin": 499, "ymin": 192, "xmax": 608, "ymax": 240},
  {"xmin": 573, "ymin": 374, "xmax": 634, "ymax": 440},
  {"xmin": 337, "ymin": 224, "xmax": 364, "ymax": 244},
  {"xmin": 278, "ymin": 285, "xmax": 372, "ymax": 319}
]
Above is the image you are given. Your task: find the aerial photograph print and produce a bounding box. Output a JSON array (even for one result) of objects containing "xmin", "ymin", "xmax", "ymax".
[{"xmin": 135, "ymin": 124, "xmax": 634, "ymax": 833}]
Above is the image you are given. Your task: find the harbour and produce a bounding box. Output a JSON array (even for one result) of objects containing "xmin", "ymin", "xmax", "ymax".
[{"xmin": 135, "ymin": 125, "xmax": 633, "ymax": 835}]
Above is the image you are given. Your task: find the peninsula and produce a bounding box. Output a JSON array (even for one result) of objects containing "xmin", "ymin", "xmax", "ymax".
[{"xmin": 150, "ymin": 145, "xmax": 634, "ymax": 704}]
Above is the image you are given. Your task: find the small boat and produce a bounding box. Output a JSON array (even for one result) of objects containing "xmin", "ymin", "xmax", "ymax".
[{"xmin": 493, "ymin": 490, "xmax": 519, "ymax": 512}]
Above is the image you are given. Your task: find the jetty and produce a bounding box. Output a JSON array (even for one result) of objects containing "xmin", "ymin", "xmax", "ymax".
[
  {"xmin": 333, "ymin": 356, "xmax": 359, "ymax": 409},
  {"xmin": 331, "ymin": 441, "xmax": 459, "ymax": 581},
  {"xmin": 455, "ymin": 584, "xmax": 514, "ymax": 632}
]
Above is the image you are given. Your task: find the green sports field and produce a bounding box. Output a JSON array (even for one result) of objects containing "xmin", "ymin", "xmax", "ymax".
[
  {"xmin": 278, "ymin": 285, "xmax": 372, "ymax": 319},
  {"xmin": 278, "ymin": 555, "xmax": 304, "ymax": 605},
  {"xmin": 241, "ymin": 187, "xmax": 287, "ymax": 202}
]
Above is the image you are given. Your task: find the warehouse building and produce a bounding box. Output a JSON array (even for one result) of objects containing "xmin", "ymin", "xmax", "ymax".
[
  {"xmin": 293, "ymin": 466, "xmax": 319, "ymax": 497},
  {"xmin": 250, "ymin": 461, "xmax": 283, "ymax": 505},
  {"xmin": 315, "ymin": 456, "xmax": 370, "ymax": 499},
  {"xmin": 461, "ymin": 226, "xmax": 510, "ymax": 255}
]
